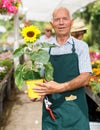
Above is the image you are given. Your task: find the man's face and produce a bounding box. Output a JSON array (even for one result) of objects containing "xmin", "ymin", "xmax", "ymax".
[{"xmin": 51, "ymin": 8, "xmax": 73, "ymax": 36}]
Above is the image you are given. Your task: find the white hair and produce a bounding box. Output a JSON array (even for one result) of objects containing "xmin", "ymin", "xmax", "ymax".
[{"xmin": 50, "ymin": 6, "xmax": 73, "ymax": 22}]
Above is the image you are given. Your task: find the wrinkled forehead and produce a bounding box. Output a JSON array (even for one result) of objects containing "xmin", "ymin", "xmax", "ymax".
[{"xmin": 52, "ymin": 7, "xmax": 71, "ymax": 19}]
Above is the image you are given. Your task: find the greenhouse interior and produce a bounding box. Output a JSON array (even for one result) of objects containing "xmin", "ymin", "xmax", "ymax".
[{"xmin": 0, "ymin": 0, "xmax": 100, "ymax": 130}]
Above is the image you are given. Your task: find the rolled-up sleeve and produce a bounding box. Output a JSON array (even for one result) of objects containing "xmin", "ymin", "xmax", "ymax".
[{"xmin": 77, "ymin": 42, "xmax": 92, "ymax": 73}]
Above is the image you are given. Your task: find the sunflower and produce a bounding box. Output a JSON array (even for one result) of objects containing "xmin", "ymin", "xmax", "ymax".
[{"xmin": 21, "ymin": 25, "xmax": 41, "ymax": 43}]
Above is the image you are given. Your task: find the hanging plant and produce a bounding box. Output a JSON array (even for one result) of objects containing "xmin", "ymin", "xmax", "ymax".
[{"xmin": 0, "ymin": 0, "xmax": 21, "ymax": 14}]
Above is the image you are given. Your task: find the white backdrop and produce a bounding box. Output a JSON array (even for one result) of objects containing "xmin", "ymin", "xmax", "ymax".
[{"xmin": 21, "ymin": 0, "xmax": 96, "ymax": 22}]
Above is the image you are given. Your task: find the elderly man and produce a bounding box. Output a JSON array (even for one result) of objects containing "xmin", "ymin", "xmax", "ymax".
[{"xmin": 34, "ymin": 7, "xmax": 92, "ymax": 130}]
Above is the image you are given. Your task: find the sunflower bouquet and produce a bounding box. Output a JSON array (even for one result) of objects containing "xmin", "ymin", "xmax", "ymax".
[{"xmin": 13, "ymin": 25, "xmax": 54, "ymax": 98}]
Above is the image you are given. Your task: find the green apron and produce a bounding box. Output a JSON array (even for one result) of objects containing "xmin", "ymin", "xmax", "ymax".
[{"xmin": 42, "ymin": 42, "xmax": 90, "ymax": 130}]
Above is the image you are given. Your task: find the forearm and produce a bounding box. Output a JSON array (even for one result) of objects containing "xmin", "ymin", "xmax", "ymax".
[
  {"xmin": 34, "ymin": 72, "xmax": 91, "ymax": 96},
  {"xmin": 59, "ymin": 72, "xmax": 91, "ymax": 92}
]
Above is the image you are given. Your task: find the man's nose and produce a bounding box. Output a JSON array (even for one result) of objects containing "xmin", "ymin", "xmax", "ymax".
[{"xmin": 59, "ymin": 19, "xmax": 64, "ymax": 24}]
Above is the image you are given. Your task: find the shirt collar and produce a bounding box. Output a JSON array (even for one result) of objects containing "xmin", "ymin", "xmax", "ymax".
[
  {"xmin": 66, "ymin": 36, "xmax": 73, "ymax": 45},
  {"xmin": 53, "ymin": 35, "xmax": 73, "ymax": 46}
]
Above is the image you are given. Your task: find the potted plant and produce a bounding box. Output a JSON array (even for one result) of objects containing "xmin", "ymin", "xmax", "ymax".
[{"xmin": 13, "ymin": 25, "xmax": 54, "ymax": 98}]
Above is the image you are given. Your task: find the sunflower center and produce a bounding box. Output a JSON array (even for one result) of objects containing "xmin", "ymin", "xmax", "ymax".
[{"xmin": 27, "ymin": 31, "xmax": 34, "ymax": 37}]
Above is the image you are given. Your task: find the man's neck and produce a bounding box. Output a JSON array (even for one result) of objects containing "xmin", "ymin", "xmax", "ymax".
[{"xmin": 56, "ymin": 34, "xmax": 70, "ymax": 45}]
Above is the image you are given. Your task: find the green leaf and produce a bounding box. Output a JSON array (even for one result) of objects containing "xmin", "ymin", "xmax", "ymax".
[
  {"xmin": 13, "ymin": 44, "xmax": 27, "ymax": 58},
  {"xmin": 39, "ymin": 42, "xmax": 55, "ymax": 48},
  {"xmin": 30, "ymin": 50, "xmax": 50, "ymax": 64},
  {"xmin": 0, "ymin": 58, "xmax": 13, "ymax": 69},
  {"xmin": 14, "ymin": 64, "xmax": 25, "ymax": 89},
  {"xmin": 44, "ymin": 62, "xmax": 54, "ymax": 81},
  {"xmin": 96, "ymin": 82, "xmax": 100, "ymax": 93},
  {"xmin": 0, "ymin": 69, "xmax": 7, "ymax": 80},
  {"xmin": 23, "ymin": 70, "xmax": 41, "ymax": 80},
  {"xmin": 15, "ymin": 73, "xmax": 24, "ymax": 90}
]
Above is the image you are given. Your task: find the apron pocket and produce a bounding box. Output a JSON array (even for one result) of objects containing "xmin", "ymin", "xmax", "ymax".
[{"xmin": 61, "ymin": 100, "xmax": 82, "ymax": 128}]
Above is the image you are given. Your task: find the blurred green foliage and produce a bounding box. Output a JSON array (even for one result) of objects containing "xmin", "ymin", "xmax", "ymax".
[
  {"xmin": 32, "ymin": 21, "xmax": 52, "ymax": 34},
  {"xmin": 0, "ymin": 58, "xmax": 13, "ymax": 80},
  {"xmin": 0, "ymin": 19, "xmax": 14, "ymax": 45},
  {"xmin": 73, "ymin": 0, "xmax": 100, "ymax": 49}
]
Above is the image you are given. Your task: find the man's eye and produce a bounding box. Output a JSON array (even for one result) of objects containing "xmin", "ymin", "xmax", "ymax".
[
  {"xmin": 54, "ymin": 18, "xmax": 60, "ymax": 22},
  {"xmin": 53, "ymin": 17, "xmax": 68, "ymax": 22},
  {"xmin": 63, "ymin": 17, "xmax": 68, "ymax": 20}
]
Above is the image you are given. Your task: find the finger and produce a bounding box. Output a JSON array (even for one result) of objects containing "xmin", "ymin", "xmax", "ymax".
[
  {"xmin": 35, "ymin": 98, "xmax": 41, "ymax": 102},
  {"xmin": 30, "ymin": 98, "xmax": 37, "ymax": 102},
  {"xmin": 34, "ymin": 89, "xmax": 46, "ymax": 93},
  {"xmin": 34, "ymin": 96, "xmax": 44, "ymax": 102},
  {"xmin": 43, "ymin": 79, "xmax": 48, "ymax": 83},
  {"xmin": 38, "ymin": 93, "xmax": 47, "ymax": 96},
  {"xmin": 35, "ymin": 82, "xmax": 47, "ymax": 87},
  {"xmin": 33, "ymin": 87, "xmax": 47, "ymax": 92},
  {"xmin": 41, "ymin": 96, "xmax": 45, "ymax": 100}
]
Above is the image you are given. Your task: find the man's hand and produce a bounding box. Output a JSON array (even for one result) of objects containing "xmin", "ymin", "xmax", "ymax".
[
  {"xmin": 30, "ymin": 95, "xmax": 45, "ymax": 102},
  {"xmin": 24, "ymin": 89, "xmax": 45, "ymax": 102},
  {"xmin": 33, "ymin": 81, "xmax": 64, "ymax": 96}
]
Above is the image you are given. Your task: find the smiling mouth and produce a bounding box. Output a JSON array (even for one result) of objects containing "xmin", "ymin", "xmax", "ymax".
[{"xmin": 58, "ymin": 27, "xmax": 66, "ymax": 30}]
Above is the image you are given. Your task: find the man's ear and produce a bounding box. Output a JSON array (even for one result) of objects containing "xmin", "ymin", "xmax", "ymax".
[
  {"xmin": 50, "ymin": 21, "xmax": 53, "ymax": 28},
  {"xmin": 50, "ymin": 22, "xmax": 55, "ymax": 33}
]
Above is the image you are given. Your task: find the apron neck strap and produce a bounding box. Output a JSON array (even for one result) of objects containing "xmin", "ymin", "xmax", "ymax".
[
  {"xmin": 71, "ymin": 38, "xmax": 76, "ymax": 53},
  {"xmin": 49, "ymin": 43, "xmax": 55, "ymax": 54},
  {"xmin": 49, "ymin": 47, "xmax": 51, "ymax": 54}
]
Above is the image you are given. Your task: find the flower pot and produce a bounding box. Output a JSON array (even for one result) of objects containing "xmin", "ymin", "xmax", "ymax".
[{"xmin": 26, "ymin": 79, "xmax": 44, "ymax": 98}]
